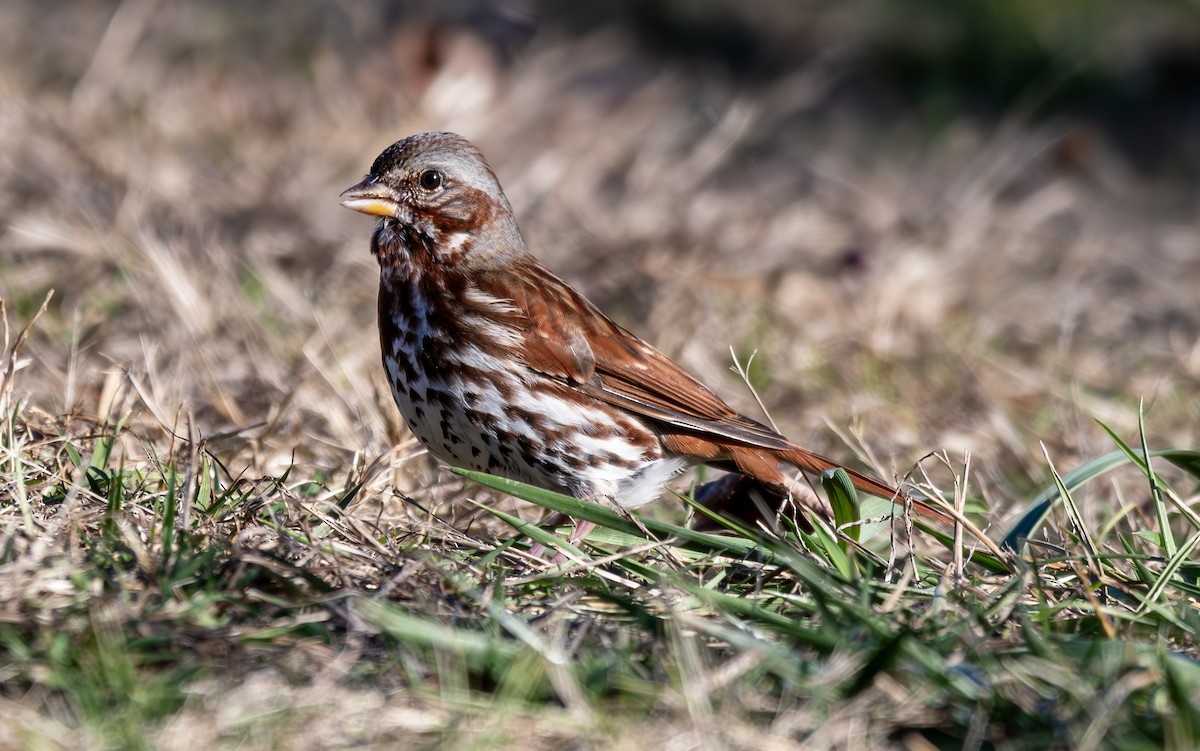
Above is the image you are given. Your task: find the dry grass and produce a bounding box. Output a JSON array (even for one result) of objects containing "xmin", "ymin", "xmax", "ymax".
[{"xmin": 2, "ymin": 2, "xmax": 1199, "ymax": 749}]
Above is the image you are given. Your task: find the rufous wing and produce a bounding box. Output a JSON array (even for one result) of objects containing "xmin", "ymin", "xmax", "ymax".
[{"xmin": 478, "ymin": 260, "xmax": 948, "ymax": 518}]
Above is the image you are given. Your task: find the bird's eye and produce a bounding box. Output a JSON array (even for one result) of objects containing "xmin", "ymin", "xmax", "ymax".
[{"xmin": 418, "ymin": 169, "xmax": 444, "ymax": 191}]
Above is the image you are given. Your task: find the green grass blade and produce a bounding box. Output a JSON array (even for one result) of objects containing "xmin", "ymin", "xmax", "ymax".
[
  {"xmin": 1163, "ymin": 451, "xmax": 1200, "ymax": 481},
  {"xmin": 822, "ymin": 467, "xmax": 861, "ymax": 545},
  {"xmin": 1163, "ymin": 647, "xmax": 1200, "ymax": 748},
  {"xmin": 1096, "ymin": 422, "xmax": 1200, "ymax": 533},
  {"xmin": 1001, "ymin": 448, "xmax": 1200, "ymax": 551},
  {"xmin": 1039, "ymin": 443, "xmax": 1100, "ymax": 566},
  {"xmin": 355, "ymin": 597, "xmax": 521, "ymax": 669},
  {"xmin": 450, "ymin": 467, "xmax": 773, "ymax": 560},
  {"xmin": 1136, "ymin": 402, "xmax": 1176, "ymax": 556},
  {"xmin": 802, "ymin": 517, "xmax": 854, "ymax": 579},
  {"xmin": 467, "ymin": 499, "xmax": 588, "ymax": 562},
  {"xmin": 672, "ymin": 581, "xmax": 840, "ymax": 650},
  {"xmin": 1135, "ymin": 528, "xmax": 1200, "ymax": 616}
]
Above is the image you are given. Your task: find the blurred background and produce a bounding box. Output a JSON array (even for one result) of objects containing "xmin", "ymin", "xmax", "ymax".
[{"xmin": 2, "ymin": 0, "xmax": 1198, "ymax": 518}]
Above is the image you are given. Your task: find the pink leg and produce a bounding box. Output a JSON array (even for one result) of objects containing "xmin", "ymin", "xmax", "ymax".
[
  {"xmin": 567, "ymin": 520, "xmax": 596, "ymax": 546},
  {"xmin": 528, "ymin": 519, "xmax": 595, "ymax": 561}
]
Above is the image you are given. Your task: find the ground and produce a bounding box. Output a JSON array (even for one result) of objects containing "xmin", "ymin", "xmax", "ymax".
[{"xmin": 1, "ymin": 2, "xmax": 1199, "ymax": 749}]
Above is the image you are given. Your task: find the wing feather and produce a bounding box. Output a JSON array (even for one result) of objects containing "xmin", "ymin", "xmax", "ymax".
[{"xmin": 476, "ymin": 263, "xmax": 792, "ymax": 451}]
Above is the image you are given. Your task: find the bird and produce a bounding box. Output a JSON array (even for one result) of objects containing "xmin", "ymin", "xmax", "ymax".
[{"xmin": 340, "ymin": 131, "xmax": 945, "ymax": 550}]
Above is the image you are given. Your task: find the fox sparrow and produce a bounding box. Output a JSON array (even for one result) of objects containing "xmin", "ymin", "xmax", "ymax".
[{"xmin": 341, "ymin": 132, "xmax": 944, "ymax": 545}]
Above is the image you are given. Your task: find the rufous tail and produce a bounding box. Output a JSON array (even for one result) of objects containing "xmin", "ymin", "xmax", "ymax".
[{"xmin": 778, "ymin": 444, "xmax": 952, "ymax": 524}]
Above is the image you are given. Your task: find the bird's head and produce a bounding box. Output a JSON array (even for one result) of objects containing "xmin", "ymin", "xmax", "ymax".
[{"xmin": 341, "ymin": 131, "xmax": 526, "ymax": 269}]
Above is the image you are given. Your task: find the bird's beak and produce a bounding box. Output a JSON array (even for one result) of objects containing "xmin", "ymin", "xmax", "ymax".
[{"xmin": 340, "ymin": 176, "xmax": 403, "ymax": 218}]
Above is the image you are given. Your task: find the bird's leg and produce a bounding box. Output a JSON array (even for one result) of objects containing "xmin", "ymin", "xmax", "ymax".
[
  {"xmin": 527, "ymin": 516, "xmax": 594, "ymax": 561},
  {"xmin": 567, "ymin": 519, "xmax": 596, "ymax": 546}
]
